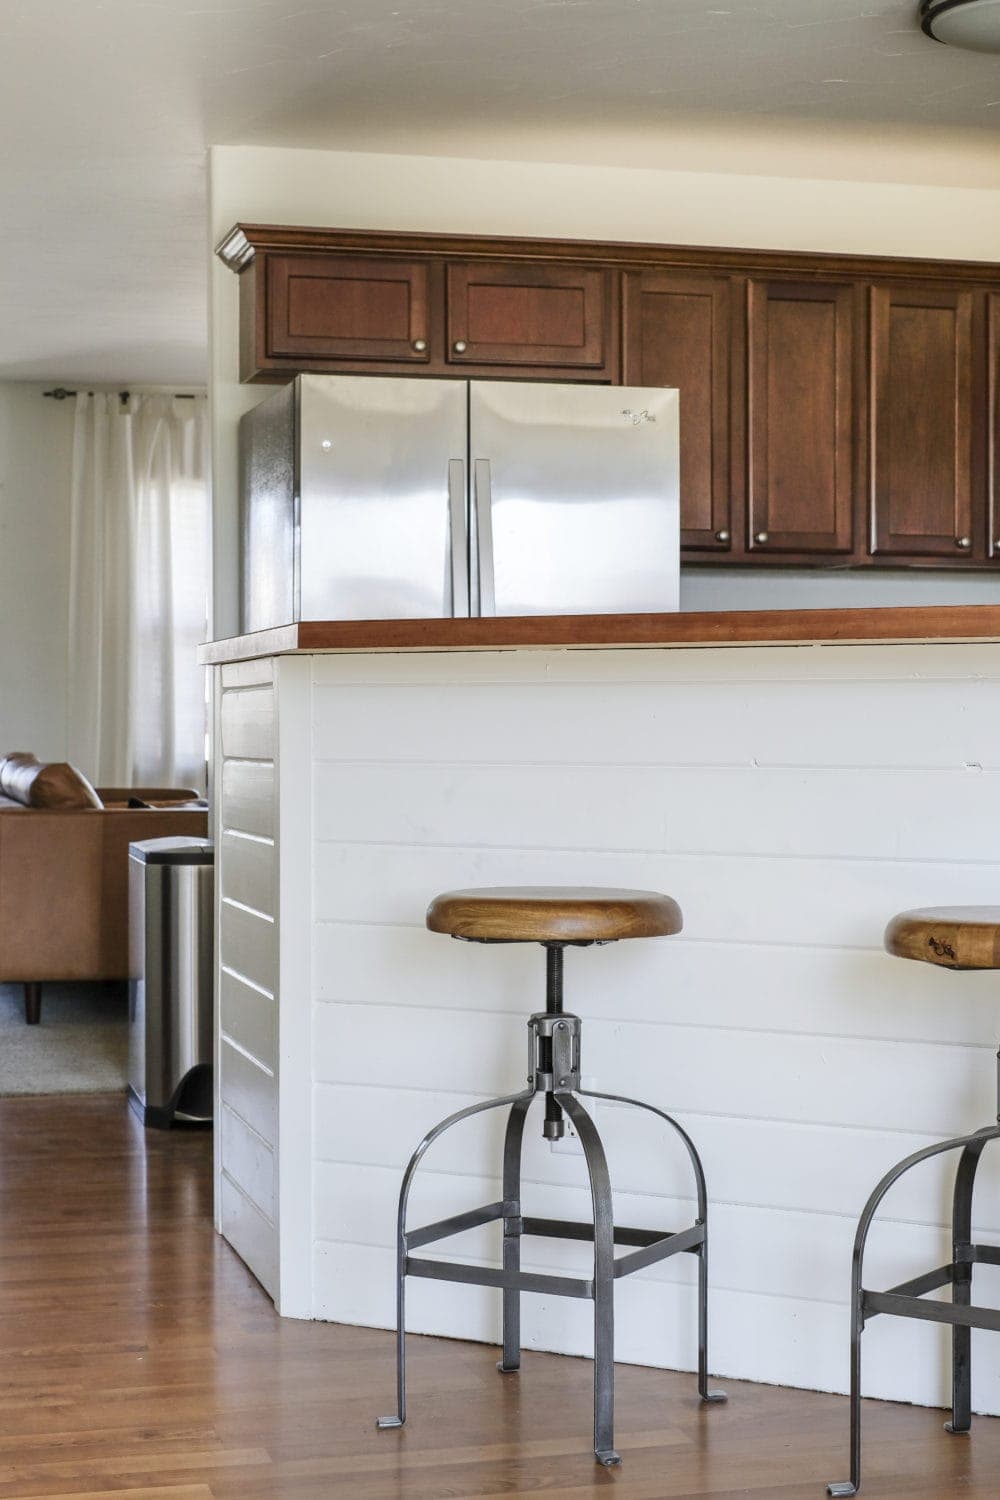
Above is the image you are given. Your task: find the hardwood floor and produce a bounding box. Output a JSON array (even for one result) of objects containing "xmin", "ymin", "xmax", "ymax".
[{"xmin": 1, "ymin": 1094, "xmax": 998, "ymax": 1498}]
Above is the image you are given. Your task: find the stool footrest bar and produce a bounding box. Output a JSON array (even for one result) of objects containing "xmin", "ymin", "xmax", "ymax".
[
  {"xmin": 521, "ymin": 1215, "xmax": 702, "ymax": 1253},
  {"xmin": 864, "ymin": 1288, "xmax": 1000, "ymax": 1333},
  {"xmin": 406, "ymin": 1255, "xmax": 593, "ymax": 1299},
  {"xmin": 613, "ymin": 1223, "xmax": 705, "ymax": 1278},
  {"xmin": 871, "ymin": 1263, "xmax": 957, "ymax": 1304},
  {"xmin": 405, "ymin": 1201, "xmax": 510, "ymax": 1251}
]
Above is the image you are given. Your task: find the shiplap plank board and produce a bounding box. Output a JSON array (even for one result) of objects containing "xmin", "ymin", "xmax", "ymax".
[
  {"xmin": 315, "ymin": 761, "xmax": 1000, "ymax": 862},
  {"xmin": 313, "ymin": 1081, "xmax": 1000, "ymax": 1233},
  {"xmin": 220, "ymin": 1103, "xmax": 275, "ymax": 1221},
  {"xmin": 312, "ymin": 842, "xmax": 1000, "ymax": 952},
  {"xmin": 220, "ymin": 683, "xmax": 275, "ymax": 760},
  {"xmin": 221, "ymin": 658, "xmax": 273, "ymax": 690},
  {"xmin": 219, "ymin": 1037, "xmax": 276, "ymax": 1146},
  {"xmin": 314, "ymin": 1159, "xmax": 990, "ymax": 1317},
  {"xmin": 220, "ymin": 830, "xmax": 276, "ymax": 918},
  {"xmin": 312, "ymin": 676, "xmax": 1000, "ymax": 769},
  {"xmin": 220, "ymin": 1172, "xmax": 277, "ymax": 1296},
  {"xmin": 221, "ymin": 759, "xmax": 275, "ymax": 839},
  {"xmin": 312, "ymin": 1000, "xmax": 996, "ymax": 1141},
  {"xmin": 220, "ymin": 968, "xmax": 276, "ymax": 1070},
  {"xmin": 311, "ymin": 642, "xmax": 1000, "ymax": 688},
  {"xmin": 221, "ymin": 899, "xmax": 277, "ymax": 997},
  {"xmin": 312, "ymin": 920, "xmax": 1000, "ymax": 1047}
]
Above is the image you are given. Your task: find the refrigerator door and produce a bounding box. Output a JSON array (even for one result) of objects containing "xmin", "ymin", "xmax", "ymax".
[
  {"xmin": 469, "ymin": 381, "xmax": 680, "ymax": 617},
  {"xmin": 298, "ymin": 374, "xmax": 469, "ymax": 620}
]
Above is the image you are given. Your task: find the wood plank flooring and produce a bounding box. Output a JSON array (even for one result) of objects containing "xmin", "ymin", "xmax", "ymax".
[{"xmin": 1, "ymin": 1093, "xmax": 998, "ymax": 1498}]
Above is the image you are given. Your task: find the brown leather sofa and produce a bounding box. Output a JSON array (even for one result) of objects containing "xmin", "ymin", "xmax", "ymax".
[{"xmin": 0, "ymin": 754, "xmax": 208, "ymax": 1023}]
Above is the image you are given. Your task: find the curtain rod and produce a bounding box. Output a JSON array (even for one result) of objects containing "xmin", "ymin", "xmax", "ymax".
[{"xmin": 43, "ymin": 387, "xmax": 199, "ymax": 402}]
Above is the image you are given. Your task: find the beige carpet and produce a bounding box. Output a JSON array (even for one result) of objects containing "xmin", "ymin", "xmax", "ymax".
[{"xmin": 0, "ymin": 981, "xmax": 128, "ymax": 1095}]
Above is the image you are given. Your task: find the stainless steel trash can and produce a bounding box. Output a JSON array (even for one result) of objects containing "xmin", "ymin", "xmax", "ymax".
[{"xmin": 128, "ymin": 836, "xmax": 214, "ymax": 1129}]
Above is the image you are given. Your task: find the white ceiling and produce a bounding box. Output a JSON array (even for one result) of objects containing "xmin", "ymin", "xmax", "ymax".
[{"xmin": 2, "ymin": 0, "xmax": 999, "ymax": 386}]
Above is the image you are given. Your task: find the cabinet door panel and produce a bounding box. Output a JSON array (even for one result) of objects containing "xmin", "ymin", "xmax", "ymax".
[
  {"xmin": 446, "ymin": 262, "xmax": 608, "ymax": 371},
  {"xmin": 266, "ymin": 255, "xmax": 430, "ymax": 363},
  {"xmin": 623, "ymin": 273, "xmax": 735, "ymax": 551},
  {"xmin": 748, "ymin": 281, "xmax": 856, "ymax": 555},
  {"xmin": 870, "ymin": 285, "xmax": 975, "ymax": 558}
]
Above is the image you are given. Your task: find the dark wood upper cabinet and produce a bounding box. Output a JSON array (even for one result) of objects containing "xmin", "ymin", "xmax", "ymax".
[
  {"xmin": 220, "ymin": 225, "xmax": 1000, "ymax": 570},
  {"xmin": 445, "ymin": 261, "xmax": 611, "ymax": 375},
  {"xmin": 747, "ymin": 280, "xmax": 857, "ymax": 555},
  {"xmin": 265, "ymin": 254, "xmax": 431, "ymax": 365},
  {"xmin": 869, "ymin": 284, "xmax": 977, "ymax": 559},
  {"xmin": 622, "ymin": 272, "xmax": 738, "ymax": 551}
]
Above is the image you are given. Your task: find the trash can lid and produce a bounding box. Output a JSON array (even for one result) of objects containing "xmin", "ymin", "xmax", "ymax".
[{"xmin": 129, "ymin": 836, "xmax": 214, "ymax": 865}]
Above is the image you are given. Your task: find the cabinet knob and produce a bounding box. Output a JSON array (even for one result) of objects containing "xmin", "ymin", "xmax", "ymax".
[
  {"xmin": 715, "ymin": 529, "xmax": 730, "ymax": 543},
  {"xmin": 755, "ymin": 531, "xmax": 769, "ymax": 544},
  {"xmin": 412, "ymin": 338, "xmax": 427, "ymax": 353},
  {"xmin": 453, "ymin": 340, "xmax": 467, "ymax": 354},
  {"xmin": 956, "ymin": 535, "xmax": 972, "ymax": 549}
]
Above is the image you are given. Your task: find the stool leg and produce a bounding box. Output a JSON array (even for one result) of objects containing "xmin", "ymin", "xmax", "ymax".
[
  {"xmin": 946, "ymin": 1137, "xmax": 988, "ymax": 1435},
  {"xmin": 377, "ymin": 1222, "xmax": 407, "ymax": 1431},
  {"xmin": 498, "ymin": 1096, "xmax": 532, "ymax": 1374},
  {"xmin": 697, "ymin": 1241, "xmax": 712, "ymax": 1402},
  {"xmin": 377, "ymin": 1087, "xmax": 534, "ymax": 1432},
  {"xmin": 581, "ymin": 1087, "xmax": 727, "ymax": 1404},
  {"xmin": 562, "ymin": 1093, "xmax": 620, "ymax": 1467},
  {"xmin": 826, "ymin": 1227, "xmax": 866, "ymax": 1498}
]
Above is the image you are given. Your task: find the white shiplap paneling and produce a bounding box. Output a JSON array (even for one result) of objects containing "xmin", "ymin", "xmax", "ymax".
[
  {"xmin": 303, "ymin": 642, "xmax": 1000, "ymax": 1413},
  {"xmin": 216, "ymin": 665, "xmax": 279, "ymax": 1297}
]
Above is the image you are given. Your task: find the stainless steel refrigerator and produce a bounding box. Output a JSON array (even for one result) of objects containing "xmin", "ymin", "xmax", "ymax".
[{"xmin": 239, "ymin": 373, "xmax": 679, "ymax": 629}]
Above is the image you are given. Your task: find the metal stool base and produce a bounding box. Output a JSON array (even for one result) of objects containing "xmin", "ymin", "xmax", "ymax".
[
  {"xmin": 377, "ymin": 944, "xmax": 725, "ymax": 1465},
  {"xmin": 376, "ymin": 1082, "xmax": 726, "ymax": 1464},
  {"xmin": 827, "ymin": 1114, "xmax": 1000, "ymax": 1496}
]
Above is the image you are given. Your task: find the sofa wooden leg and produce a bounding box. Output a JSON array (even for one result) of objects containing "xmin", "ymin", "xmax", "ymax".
[{"xmin": 24, "ymin": 982, "xmax": 41, "ymax": 1025}]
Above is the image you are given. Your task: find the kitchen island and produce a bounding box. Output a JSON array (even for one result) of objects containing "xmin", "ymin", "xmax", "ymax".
[{"xmin": 202, "ymin": 605, "xmax": 1000, "ymax": 1415}]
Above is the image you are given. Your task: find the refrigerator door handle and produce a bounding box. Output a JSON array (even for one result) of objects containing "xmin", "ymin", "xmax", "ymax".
[
  {"xmin": 473, "ymin": 458, "xmax": 496, "ymax": 616},
  {"xmin": 448, "ymin": 459, "xmax": 469, "ymax": 617}
]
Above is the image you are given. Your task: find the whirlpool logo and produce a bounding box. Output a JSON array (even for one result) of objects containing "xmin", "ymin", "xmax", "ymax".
[{"xmin": 620, "ymin": 408, "xmax": 656, "ymax": 425}]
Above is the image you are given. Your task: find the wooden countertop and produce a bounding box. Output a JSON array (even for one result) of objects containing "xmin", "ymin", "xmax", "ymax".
[{"xmin": 199, "ymin": 605, "xmax": 1000, "ymax": 665}]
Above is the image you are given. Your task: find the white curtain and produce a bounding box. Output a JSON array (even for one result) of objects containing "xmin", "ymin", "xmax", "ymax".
[{"xmin": 67, "ymin": 392, "xmax": 210, "ymax": 791}]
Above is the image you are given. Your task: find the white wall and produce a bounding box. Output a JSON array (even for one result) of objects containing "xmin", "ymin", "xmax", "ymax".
[
  {"xmin": 208, "ymin": 142, "xmax": 1000, "ymax": 638},
  {"xmin": 683, "ymin": 569, "xmax": 1000, "ymax": 612},
  {"xmin": 0, "ymin": 383, "xmax": 74, "ymax": 760},
  {"xmin": 233, "ymin": 641, "xmax": 1000, "ymax": 1415}
]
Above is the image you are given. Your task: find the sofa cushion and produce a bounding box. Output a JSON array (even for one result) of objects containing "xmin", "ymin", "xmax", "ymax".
[{"xmin": 0, "ymin": 752, "xmax": 103, "ymax": 810}]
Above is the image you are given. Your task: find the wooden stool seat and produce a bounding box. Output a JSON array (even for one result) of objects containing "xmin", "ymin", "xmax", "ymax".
[
  {"xmin": 426, "ymin": 886, "xmax": 682, "ymax": 944},
  {"xmin": 884, "ymin": 906, "xmax": 1000, "ymax": 971}
]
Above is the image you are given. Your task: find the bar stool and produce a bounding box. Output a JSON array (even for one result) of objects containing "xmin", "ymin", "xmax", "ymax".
[
  {"xmin": 376, "ymin": 885, "xmax": 726, "ymax": 1467},
  {"xmin": 828, "ymin": 906, "xmax": 1000, "ymax": 1498}
]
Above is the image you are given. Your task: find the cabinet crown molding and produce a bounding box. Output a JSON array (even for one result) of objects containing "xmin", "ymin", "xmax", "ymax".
[
  {"xmin": 216, "ymin": 225, "xmax": 255, "ymax": 272},
  {"xmin": 215, "ymin": 221, "xmax": 1000, "ymax": 285}
]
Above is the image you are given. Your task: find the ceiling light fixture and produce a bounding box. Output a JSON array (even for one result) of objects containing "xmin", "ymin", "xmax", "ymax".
[{"xmin": 920, "ymin": 0, "xmax": 1000, "ymax": 52}]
